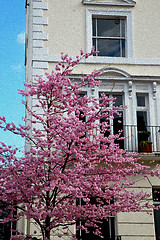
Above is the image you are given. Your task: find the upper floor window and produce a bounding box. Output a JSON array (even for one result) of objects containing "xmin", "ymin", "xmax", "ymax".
[
  {"xmin": 86, "ymin": 9, "xmax": 133, "ymax": 59},
  {"xmin": 92, "ymin": 18, "xmax": 125, "ymax": 57}
]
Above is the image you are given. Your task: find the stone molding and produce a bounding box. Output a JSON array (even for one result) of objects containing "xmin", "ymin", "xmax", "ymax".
[
  {"xmin": 82, "ymin": 0, "xmax": 136, "ymax": 7},
  {"xmin": 32, "ymin": 0, "xmax": 49, "ymax": 78}
]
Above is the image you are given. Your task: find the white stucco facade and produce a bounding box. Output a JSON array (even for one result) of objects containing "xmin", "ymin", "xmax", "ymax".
[{"xmin": 25, "ymin": 0, "xmax": 160, "ymax": 239}]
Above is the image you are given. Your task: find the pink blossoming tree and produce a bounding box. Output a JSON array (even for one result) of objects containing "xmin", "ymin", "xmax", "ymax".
[{"xmin": 0, "ymin": 50, "xmax": 159, "ymax": 240}]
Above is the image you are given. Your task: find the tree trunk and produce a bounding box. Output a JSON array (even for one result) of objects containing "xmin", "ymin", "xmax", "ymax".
[
  {"xmin": 45, "ymin": 230, "xmax": 50, "ymax": 240},
  {"xmin": 45, "ymin": 215, "xmax": 51, "ymax": 240}
]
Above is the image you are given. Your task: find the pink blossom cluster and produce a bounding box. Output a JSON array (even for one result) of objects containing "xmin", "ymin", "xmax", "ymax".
[{"xmin": 0, "ymin": 49, "xmax": 159, "ymax": 240}]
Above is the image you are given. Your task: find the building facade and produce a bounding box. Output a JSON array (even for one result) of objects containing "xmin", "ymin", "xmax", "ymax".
[{"xmin": 24, "ymin": 0, "xmax": 160, "ymax": 239}]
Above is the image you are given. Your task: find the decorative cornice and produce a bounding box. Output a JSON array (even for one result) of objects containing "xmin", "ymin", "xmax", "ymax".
[
  {"xmin": 82, "ymin": 0, "xmax": 136, "ymax": 7},
  {"xmin": 67, "ymin": 74, "xmax": 160, "ymax": 83},
  {"xmin": 128, "ymin": 81, "xmax": 132, "ymax": 98},
  {"xmin": 153, "ymin": 82, "xmax": 157, "ymax": 99},
  {"xmin": 100, "ymin": 67, "xmax": 131, "ymax": 78}
]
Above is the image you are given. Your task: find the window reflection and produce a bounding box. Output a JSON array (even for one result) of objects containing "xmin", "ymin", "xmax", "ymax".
[
  {"xmin": 137, "ymin": 96, "xmax": 145, "ymax": 107},
  {"xmin": 97, "ymin": 19, "xmax": 120, "ymax": 37},
  {"xmin": 99, "ymin": 93, "xmax": 124, "ymax": 149},
  {"xmin": 92, "ymin": 18, "xmax": 125, "ymax": 57},
  {"xmin": 113, "ymin": 95, "xmax": 123, "ymax": 107},
  {"xmin": 137, "ymin": 111, "xmax": 147, "ymax": 131}
]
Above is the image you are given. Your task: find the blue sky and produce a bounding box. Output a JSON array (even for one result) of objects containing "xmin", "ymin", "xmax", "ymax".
[{"xmin": 0, "ymin": 0, "xmax": 26, "ymax": 155}]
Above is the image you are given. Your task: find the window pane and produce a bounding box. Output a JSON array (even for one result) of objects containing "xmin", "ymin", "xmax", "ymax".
[
  {"xmin": 113, "ymin": 95, "xmax": 122, "ymax": 106},
  {"xmin": 76, "ymin": 198, "xmax": 116, "ymax": 240},
  {"xmin": 99, "ymin": 93, "xmax": 109, "ymax": 107},
  {"xmin": 137, "ymin": 96, "xmax": 145, "ymax": 107},
  {"xmin": 113, "ymin": 111, "xmax": 123, "ymax": 134},
  {"xmin": 97, "ymin": 19, "xmax": 120, "ymax": 37},
  {"xmin": 154, "ymin": 209, "xmax": 160, "ymax": 240},
  {"xmin": 137, "ymin": 111, "xmax": 147, "ymax": 131},
  {"xmin": 153, "ymin": 189, "xmax": 160, "ymax": 240},
  {"xmin": 0, "ymin": 202, "xmax": 14, "ymax": 240},
  {"xmin": 92, "ymin": 38, "xmax": 96, "ymax": 54},
  {"xmin": 153, "ymin": 189, "xmax": 160, "ymax": 203},
  {"xmin": 100, "ymin": 114, "xmax": 110, "ymax": 138},
  {"xmin": 137, "ymin": 111, "xmax": 149, "ymax": 151},
  {"xmin": 121, "ymin": 19, "xmax": 125, "ymax": 37},
  {"xmin": 77, "ymin": 216, "xmax": 115, "ymax": 240},
  {"xmin": 97, "ymin": 39, "xmax": 121, "ymax": 57},
  {"xmin": 92, "ymin": 17, "xmax": 126, "ymax": 58},
  {"xmin": 92, "ymin": 18, "xmax": 96, "ymax": 36},
  {"xmin": 0, "ymin": 222, "xmax": 11, "ymax": 240},
  {"xmin": 121, "ymin": 39, "xmax": 125, "ymax": 57},
  {"xmin": 78, "ymin": 93, "xmax": 86, "ymax": 123},
  {"xmin": 113, "ymin": 111, "xmax": 124, "ymax": 149}
]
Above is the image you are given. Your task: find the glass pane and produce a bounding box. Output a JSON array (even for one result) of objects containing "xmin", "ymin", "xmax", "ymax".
[
  {"xmin": 110, "ymin": 217, "xmax": 116, "ymax": 240},
  {"xmin": 92, "ymin": 38, "xmax": 96, "ymax": 54},
  {"xmin": 78, "ymin": 94, "xmax": 86, "ymax": 122},
  {"xmin": 97, "ymin": 39, "xmax": 120, "ymax": 57},
  {"xmin": 121, "ymin": 39, "xmax": 125, "ymax": 57},
  {"xmin": 113, "ymin": 95, "xmax": 122, "ymax": 106},
  {"xmin": 97, "ymin": 19, "xmax": 120, "ymax": 37},
  {"xmin": 137, "ymin": 96, "xmax": 145, "ymax": 106},
  {"xmin": 100, "ymin": 113, "xmax": 110, "ymax": 138},
  {"xmin": 113, "ymin": 111, "xmax": 124, "ymax": 149},
  {"xmin": 153, "ymin": 189, "xmax": 160, "ymax": 202},
  {"xmin": 92, "ymin": 18, "xmax": 96, "ymax": 36},
  {"xmin": 77, "ymin": 217, "xmax": 116, "ymax": 240},
  {"xmin": 76, "ymin": 198, "xmax": 116, "ymax": 240},
  {"xmin": 121, "ymin": 19, "xmax": 125, "ymax": 37},
  {"xmin": 99, "ymin": 93, "xmax": 109, "ymax": 107},
  {"xmin": 153, "ymin": 189, "xmax": 160, "ymax": 240},
  {"xmin": 154, "ymin": 209, "xmax": 160, "ymax": 240},
  {"xmin": 0, "ymin": 222, "xmax": 11, "ymax": 240},
  {"xmin": 137, "ymin": 111, "xmax": 147, "ymax": 131},
  {"xmin": 113, "ymin": 111, "xmax": 123, "ymax": 133}
]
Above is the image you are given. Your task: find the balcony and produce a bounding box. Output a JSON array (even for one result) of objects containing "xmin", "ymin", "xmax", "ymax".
[{"xmin": 118, "ymin": 125, "xmax": 160, "ymax": 155}]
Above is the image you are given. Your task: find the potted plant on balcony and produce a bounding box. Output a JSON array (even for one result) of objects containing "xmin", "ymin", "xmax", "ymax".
[{"xmin": 139, "ymin": 130, "xmax": 152, "ymax": 153}]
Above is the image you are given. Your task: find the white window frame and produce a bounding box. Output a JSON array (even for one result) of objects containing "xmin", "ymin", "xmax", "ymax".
[
  {"xmin": 86, "ymin": 9, "xmax": 133, "ymax": 61},
  {"xmin": 136, "ymin": 93, "xmax": 149, "ymax": 127}
]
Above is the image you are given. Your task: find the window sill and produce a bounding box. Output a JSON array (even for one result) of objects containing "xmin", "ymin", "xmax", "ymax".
[
  {"xmin": 32, "ymin": 55, "xmax": 160, "ymax": 67},
  {"xmin": 84, "ymin": 56, "xmax": 160, "ymax": 66}
]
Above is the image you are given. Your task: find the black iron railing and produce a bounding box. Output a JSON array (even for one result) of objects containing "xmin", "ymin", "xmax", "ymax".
[{"xmin": 116, "ymin": 125, "xmax": 160, "ymax": 153}]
